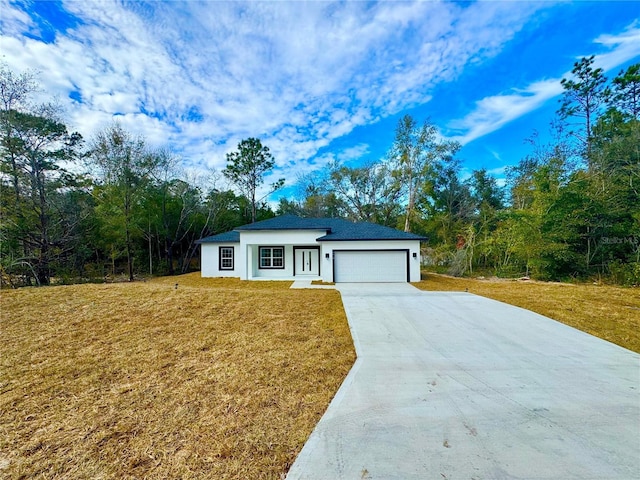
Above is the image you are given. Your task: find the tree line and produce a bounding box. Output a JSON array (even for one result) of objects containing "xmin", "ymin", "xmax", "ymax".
[
  {"xmin": 0, "ymin": 63, "xmax": 282, "ymax": 287},
  {"xmin": 1, "ymin": 56, "xmax": 638, "ymax": 287},
  {"xmin": 279, "ymin": 57, "xmax": 639, "ymax": 284}
]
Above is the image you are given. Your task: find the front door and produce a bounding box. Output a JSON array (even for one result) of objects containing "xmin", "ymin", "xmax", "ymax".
[{"xmin": 294, "ymin": 248, "xmax": 319, "ymax": 276}]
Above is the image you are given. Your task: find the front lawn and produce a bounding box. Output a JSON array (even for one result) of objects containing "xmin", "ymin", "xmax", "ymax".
[{"xmin": 0, "ymin": 273, "xmax": 355, "ymax": 479}]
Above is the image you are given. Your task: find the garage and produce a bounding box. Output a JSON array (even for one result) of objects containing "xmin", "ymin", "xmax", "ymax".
[{"xmin": 333, "ymin": 250, "xmax": 408, "ymax": 283}]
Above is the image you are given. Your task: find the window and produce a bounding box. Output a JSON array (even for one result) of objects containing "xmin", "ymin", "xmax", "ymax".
[
  {"xmin": 219, "ymin": 246, "xmax": 234, "ymax": 270},
  {"xmin": 259, "ymin": 246, "xmax": 284, "ymax": 269}
]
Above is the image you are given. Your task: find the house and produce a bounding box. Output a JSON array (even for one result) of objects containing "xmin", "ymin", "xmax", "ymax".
[{"xmin": 196, "ymin": 215, "xmax": 426, "ymax": 283}]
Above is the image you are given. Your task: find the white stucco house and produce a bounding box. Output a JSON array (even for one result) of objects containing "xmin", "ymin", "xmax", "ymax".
[{"xmin": 196, "ymin": 215, "xmax": 426, "ymax": 283}]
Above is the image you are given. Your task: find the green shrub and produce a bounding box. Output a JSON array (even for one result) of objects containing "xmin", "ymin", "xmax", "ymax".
[{"xmin": 608, "ymin": 261, "xmax": 640, "ymax": 286}]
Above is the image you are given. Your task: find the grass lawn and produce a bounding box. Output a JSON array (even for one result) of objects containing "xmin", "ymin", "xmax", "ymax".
[
  {"xmin": 0, "ymin": 273, "xmax": 355, "ymax": 479},
  {"xmin": 415, "ymin": 272, "xmax": 640, "ymax": 354}
]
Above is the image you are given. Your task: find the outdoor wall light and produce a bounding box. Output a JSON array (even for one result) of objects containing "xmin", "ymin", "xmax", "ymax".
[
  {"xmin": 325, "ymin": 253, "xmax": 330, "ymax": 259},
  {"xmin": 412, "ymin": 252, "xmax": 417, "ymax": 258}
]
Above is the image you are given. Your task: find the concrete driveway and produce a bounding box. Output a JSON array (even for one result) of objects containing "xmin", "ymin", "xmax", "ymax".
[{"xmin": 287, "ymin": 283, "xmax": 640, "ymax": 479}]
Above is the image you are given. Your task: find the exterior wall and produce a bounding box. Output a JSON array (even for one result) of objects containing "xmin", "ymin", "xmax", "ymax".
[
  {"xmin": 319, "ymin": 240, "xmax": 422, "ymax": 282},
  {"xmin": 247, "ymin": 244, "xmax": 303, "ymax": 279},
  {"xmin": 239, "ymin": 230, "xmax": 326, "ymax": 280},
  {"xmin": 200, "ymin": 243, "xmax": 241, "ymax": 277},
  {"xmin": 201, "ymin": 231, "xmax": 422, "ymax": 282}
]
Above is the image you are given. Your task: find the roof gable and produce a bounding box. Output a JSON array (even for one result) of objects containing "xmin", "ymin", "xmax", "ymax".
[
  {"xmin": 197, "ymin": 215, "xmax": 427, "ymax": 242},
  {"xmin": 195, "ymin": 230, "xmax": 240, "ymax": 243},
  {"xmin": 316, "ymin": 220, "xmax": 426, "ymax": 241},
  {"xmin": 234, "ymin": 215, "xmax": 333, "ymax": 231}
]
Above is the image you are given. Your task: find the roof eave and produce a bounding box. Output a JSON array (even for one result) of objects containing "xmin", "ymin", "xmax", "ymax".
[
  {"xmin": 235, "ymin": 226, "xmax": 332, "ymax": 233},
  {"xmin": 317, "ymin": 237, "xmax": 428, "ymax": 242},
  {"xmin": 196, "ymin": 239, "xmax": 241, "ymax": 244}
]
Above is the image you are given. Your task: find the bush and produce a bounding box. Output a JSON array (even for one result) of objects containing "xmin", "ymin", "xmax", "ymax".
[{"xmin": 608, "ymin": 261, "xmax": 640, "ymax": 286}]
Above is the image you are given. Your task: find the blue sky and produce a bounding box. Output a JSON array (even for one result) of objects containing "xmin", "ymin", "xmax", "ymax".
[{"xmin": 1, "ymin": 0, "xmax": 639, "ymax": 200}]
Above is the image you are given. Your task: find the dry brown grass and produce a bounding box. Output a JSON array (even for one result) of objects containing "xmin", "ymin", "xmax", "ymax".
[
  {"xmin": 415, "ymin": 272, "xmax": 640, "ymax": 353},
  {"xmin": 0, "ymin": 273, "xmax": 355, "ymax": 479}
]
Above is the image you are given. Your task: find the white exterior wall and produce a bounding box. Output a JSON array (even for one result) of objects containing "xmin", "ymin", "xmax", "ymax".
[
  {"xmin": 200, "ymin": 243, "xmax": 241, "ymax": 277},
  {"xmin": 320, "ymin": 240, "xmax": 422, "ymax": 282},
  {"xmin": 201, "ymin": 231, "xmax": 422, "ymax": 282},
  {"xmin": 239, "ymin": 230, "xmax": 326, "ymax": 280}
]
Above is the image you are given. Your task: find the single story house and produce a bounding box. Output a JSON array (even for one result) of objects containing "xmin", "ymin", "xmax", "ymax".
[{"xmin": 196, "ymin": 215, "xmax": 426, "ymax": 283}]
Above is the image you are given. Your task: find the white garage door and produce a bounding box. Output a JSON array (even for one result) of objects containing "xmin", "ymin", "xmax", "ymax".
[{"xmin": 334, "ymin": 250, "xmax": 408, "ymax": 283}]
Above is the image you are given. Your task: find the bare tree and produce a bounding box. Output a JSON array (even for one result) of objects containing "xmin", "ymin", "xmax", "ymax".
[{"xmin": 391, "ymin": 115, "xmax": 460, "ymax": 232}]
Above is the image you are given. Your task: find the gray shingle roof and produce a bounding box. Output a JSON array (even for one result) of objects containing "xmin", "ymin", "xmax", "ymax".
[
  {"xmin": 226, "ymin": 215, "xmax": 426, "ymax": 241},
  {"xmin": 316, "ymin": 220, "xmax": 426, "ymax": 241},
  {"xmin": 195, "ymin": 230, "xmax": 240, "ymax": 243},
  {"xmin": 234, "ymin": 215, "xmax": 333, "ymax": 231}
]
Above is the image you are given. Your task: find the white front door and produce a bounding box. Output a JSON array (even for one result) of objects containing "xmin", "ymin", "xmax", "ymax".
[{"xmin": 295, "ymin": 248, "xmax": 319, "ymax": 276}]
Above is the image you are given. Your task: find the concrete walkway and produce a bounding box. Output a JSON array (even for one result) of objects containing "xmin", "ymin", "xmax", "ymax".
[
  {"xmin": 286, "ymin": 283, "xmax": 640, "ymax": 479},
  {"xmin": 290, "ymin": 279, "xmax": 335, "ymax": 289}
]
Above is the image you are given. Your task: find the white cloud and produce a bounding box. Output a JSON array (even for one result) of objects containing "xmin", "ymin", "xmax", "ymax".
[
  {"xmin": 2, "ymin": 0, "xmax": 553, "ymax": 184},
  {"xmin": 593, "ymin": 22, "xmax": 640, "ymax": 72},
  {"xmin": 337, "ymin": 144, "xmax": 371, "ymax": 164},
  {"xmin": 450, "ymin": 79, "xmax": 563, "ymax": 145},
  {"xmin": 487, "ymin": 165, "xmax": 507, "ymax": 177},
  {"xmin": 0, "ymin": 0, "xmax": 33, "ymax": 37},
  {"xmin": 449, "ymin": 23, "xmax": 640, "ymax": 146}
]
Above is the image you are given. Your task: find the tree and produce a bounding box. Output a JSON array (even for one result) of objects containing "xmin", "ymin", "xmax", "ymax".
[
  {"xmin": 0, "ymin": 110, "xmax": 83, "ymax": 285},
  {"xmin": 609, "ymin": 63, "xmax": 640, "ymax": 120},
  {"xmin": 292, "ymin": 171, "xmax": 344, "ymax": 218},
  {"xmin": 0, "ymin": 63, "xmax": 39, "ymax": 208},
  {"xmin": 143, "ymin": 149, "xmax": 204, "ymax": 275},
  {"xmin": 276, "ymin": 197, "xmax": 304, "ymax": 217},
  {"xmin": 0, "ymin": 62, "xmax": 39, "ymax": 111},
  {"xmin": 466, "ymin": 169, "xmax": 505, "ymax": 269},
  {"xmin": 391, "ymin": 115, "xmax": 460, "ymax": 232},
  {"xmin": 89, "ymin": 123, "xmax": 158, "ymax": 281},
  {"xmin": 468, "ymin": 169, "xmax": 505, "ymax": 212},
  {"xmin": 180, "ymin": 177, "xmax": 243, "ymax": 274},
  {"xmin": 327, "ymin": 161, "xmax": 401, "ymax": 225},
  {"xmin": 223, "ymin": 138, "xmax": 284, "ymax": 223},
  {"xmin": 559, "ymin": 56, "xmax": 609, "ymax": 156},
  {"xmin": 589, "ymin": 110, "xmax": 640, "ymax": 280},
  {"xmin": 0, "ymin": 65, "xmax": 84, "ymax": 286},
  {"xmin": 426, "ymin": 156, "xmax": 474, "ymax": 246},
  {"xmin": 157, "ymin": 178, "xmax": 202, "ymax": 275}
]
